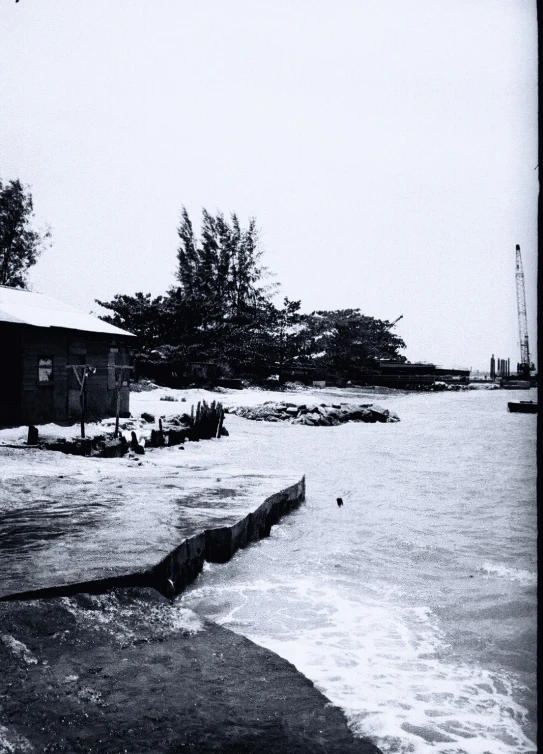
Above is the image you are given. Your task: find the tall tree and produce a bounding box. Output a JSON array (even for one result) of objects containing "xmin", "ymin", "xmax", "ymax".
[
  {"xmin": 0, "ymin": 178, "xmax": 50, "ymax": 287},
  {"xmin": 172, "ymin": 207, "xmax": 275, "ymax": 369},
  {"xmin": 176, "ymin": 206, "xmax": 199, "ymax": 297}
]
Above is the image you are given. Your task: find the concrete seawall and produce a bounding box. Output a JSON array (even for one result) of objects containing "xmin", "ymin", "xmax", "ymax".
[
  {"xmin": 1, "ymin": 476, "xmax": 306, "ymax": 602},
  {"xmin": 150, "ymin": 475, "xmax": 305, "ymax": 597}
]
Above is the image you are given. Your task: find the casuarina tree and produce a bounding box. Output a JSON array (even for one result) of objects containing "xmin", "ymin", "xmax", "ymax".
[
  {"xmin": 266, "ymin": 297, "xmax": 303, "ymax": 380},
  {"xmin": 173, "ymin": 207, "xmax": 276, "ymax": 369},
  {"xmin": 0, "ymin": 177, "xmax": 50, "ymax": 287}
]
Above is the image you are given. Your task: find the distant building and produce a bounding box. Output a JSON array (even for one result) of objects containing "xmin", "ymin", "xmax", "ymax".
[
  {"xmin": 0, "ymin": 286, "xmax": 135, "ymax": 427},
  {"xmin": 352, "ymin": 361, "xmax": 471, "ymax": 388},
  {"xmin": 434, "ymin": 367, "xmax": 471, "ymax": 383}
]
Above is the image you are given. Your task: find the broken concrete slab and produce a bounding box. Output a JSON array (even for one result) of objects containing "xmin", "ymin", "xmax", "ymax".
[{"xmin": 0, "ymin": 588, "xmax": 382, "ymax": 754}]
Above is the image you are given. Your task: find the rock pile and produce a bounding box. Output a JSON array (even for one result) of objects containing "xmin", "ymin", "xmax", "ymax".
[
  {"xmin": 432, "ymin": 381, "xmax": 470, "ymax": 392},
  {"xmin": 226, "ymin": 401, "xmax": 400, "ymax": 426}
]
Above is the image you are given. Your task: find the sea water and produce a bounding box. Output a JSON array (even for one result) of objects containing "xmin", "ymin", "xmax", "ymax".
[{"xmin": 179, "ymin": 389, "xmax": 537, "ymax": 754}]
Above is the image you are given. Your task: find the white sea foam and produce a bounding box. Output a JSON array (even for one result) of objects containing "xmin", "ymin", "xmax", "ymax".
[
  {"xmin": 0, "ymin": 725, "xmax": 34, "ymax": 753},
  {"xmin": 479, "ymin": 563, "xmax": 536, "ymax": 585},
  {"xmin": 168, "ymin": 604, "xmax": 204, "ymax": 633},
  {"xmin": 61, "ymin": 593, "xmax": 204, "ymax": 642},
  {"xmin": 182, "ymin": 575, "xmax": 535, "ymax": 754}
]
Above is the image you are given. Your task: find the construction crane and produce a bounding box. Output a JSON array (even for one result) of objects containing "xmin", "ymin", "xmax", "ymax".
[{"xmin": 515, "ymin": 244, "xmax": 531, "ymax": 379}]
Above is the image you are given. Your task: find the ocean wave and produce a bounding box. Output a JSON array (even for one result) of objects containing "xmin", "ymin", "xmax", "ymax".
[
  {"xmin": 179, "ymin": 390, "xmax": 537, "ymax": 754},
  {"xmin": 479, "ymin": 563, "xmax": 537, "ymax": 585},
  {"xmin": 182, "ymin": 576, "xmax": 535, "ymax": 754}
]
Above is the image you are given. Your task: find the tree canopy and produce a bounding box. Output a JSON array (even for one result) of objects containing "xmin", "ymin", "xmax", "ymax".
[
  {"xmin": 299, "ymin": 309, "xmax": 406, "ymax": 373},
  {"xmin": 96, "ymin": 206, "xmax": 406, "ymax": 380},
  {"xmin": 95, "ymin": 292, "xmax": 170, "ymax": 353},
  {"xmin": 0, "ymin": 178, "xmax": 49, "ymax": 288}
]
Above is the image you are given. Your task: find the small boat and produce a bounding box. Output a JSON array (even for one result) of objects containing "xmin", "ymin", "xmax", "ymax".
[{"xmin": 508, "ymin": 401, "xmax": 537, "ymax": 414}]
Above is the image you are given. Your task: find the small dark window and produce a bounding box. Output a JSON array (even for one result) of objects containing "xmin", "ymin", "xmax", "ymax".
[{"xmin": 38, "ymin": 357, "xmax": 53, "ymax": 384}]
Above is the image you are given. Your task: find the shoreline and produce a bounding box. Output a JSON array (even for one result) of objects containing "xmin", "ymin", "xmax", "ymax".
[
  {"xmin": 0, "ymin": 387, "xmax": 394, "ymax": 752},
  {"xmin": 0, "ymin": 470, "xmax": 382, "ymax": 753}
]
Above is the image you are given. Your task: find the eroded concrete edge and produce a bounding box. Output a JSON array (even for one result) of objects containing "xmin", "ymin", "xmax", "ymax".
[{"xmin": 1, "ymin": 476, "xmax": 306, "ymax": 602}]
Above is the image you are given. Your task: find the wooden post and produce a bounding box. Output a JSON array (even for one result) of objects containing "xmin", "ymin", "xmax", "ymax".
[
  {"xmin": 216, "ymin": 406, "xmax": 224, "ymax": 438},
  {"xmin": 158, "ymin": 417, "xmax": 164, "ymax": 446},
  {"xmin": 70, "ymin": 364, "xmax": 93, "ymax": 439},
  {"xmin": 79, "ymin": 365, "xmax": 88, "ymax": 438},
  {"xmin": 27, "ymin": 426, "xmax": 39, "ymax": 445},
  {"xmin": 114, "ymin": 366, "xmax": 121, "ymax": 439},
  {"xmin": 80, "ymin": 387, "xmax": 85, "ymax": 438}
]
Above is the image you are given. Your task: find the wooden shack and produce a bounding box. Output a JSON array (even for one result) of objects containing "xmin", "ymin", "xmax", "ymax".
[{"xmin": 0, "ymin": 286, "xmax": 135, "ymax": 427}]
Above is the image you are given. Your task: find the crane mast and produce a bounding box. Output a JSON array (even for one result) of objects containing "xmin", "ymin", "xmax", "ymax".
[{"xmin": 515, "ymin": 244, "xmax": 530, "ymax": 376}]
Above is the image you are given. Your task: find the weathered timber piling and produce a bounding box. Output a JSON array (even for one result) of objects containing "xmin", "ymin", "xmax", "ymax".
[
  {"xmin": 144, "ymin": 401, "xmax": 225, "ymax": 448},
  {"xmin": 190, "ymin": 400, "xmax": 225, "ymax": 440},
  {"xmin": 27, "ymin": 425, "xmax": 39, "ymax": 445}
]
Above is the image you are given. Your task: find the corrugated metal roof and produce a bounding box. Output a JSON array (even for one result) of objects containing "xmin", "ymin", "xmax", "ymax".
[{"xmin": 0, "ymin": 286, "xmax": 135, "ymax": 337}]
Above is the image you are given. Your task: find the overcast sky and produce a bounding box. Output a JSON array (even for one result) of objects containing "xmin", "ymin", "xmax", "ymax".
[{"xmin": 1, "ymin": 1, "xmax": 538, "ymax": 370}]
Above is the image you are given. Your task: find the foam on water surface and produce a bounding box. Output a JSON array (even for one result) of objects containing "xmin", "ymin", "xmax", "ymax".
[
  {"xmin": 479, "ymin": 563, "xmax": 537, "ymax": 585},
  {"xmin": 0, "ymin": 725, "xmax": 34, "ymax": 754},
  {"xmin": 182, "ymin": 574, "xmax": 535, "ymax": 754}
]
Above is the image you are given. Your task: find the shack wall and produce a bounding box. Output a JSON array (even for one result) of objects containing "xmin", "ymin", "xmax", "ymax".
[
  {"xmin": 0, "ymin": 323, "xmax": 23, "ymax": 426},
  {"xmin": 21, "ymin": 328, "xmax": 69, "ymax": 425},
  {"xmin": 20, "ymin": 327, "xmax": 132, "ymax": 425}
]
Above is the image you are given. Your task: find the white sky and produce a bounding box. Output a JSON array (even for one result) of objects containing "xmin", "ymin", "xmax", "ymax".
[{"xmin": 0, "ymin": 1, "xmax": 538, "ymax": 371}]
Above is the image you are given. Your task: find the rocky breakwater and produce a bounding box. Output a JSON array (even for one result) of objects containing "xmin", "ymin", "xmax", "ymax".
[{"xmin": 226, "ymin": 401, "xmax": 400, "ymax": 426}]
